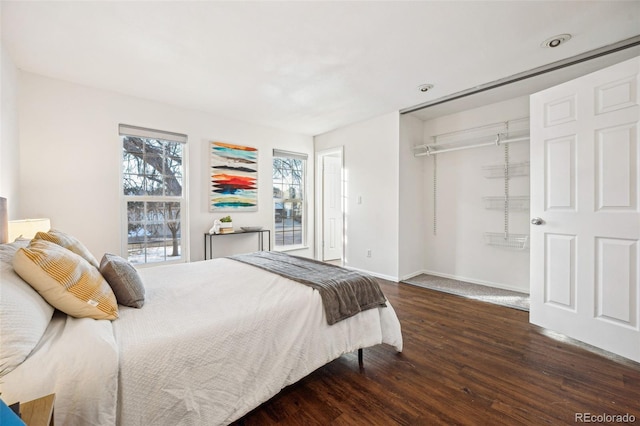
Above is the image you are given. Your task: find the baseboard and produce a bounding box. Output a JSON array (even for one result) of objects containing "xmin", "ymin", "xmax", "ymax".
[
  {"xmin": 400, "ymin": 270, "xmax": 427, "ymax": 281},
  {"xmin": 415, "ymin": 269, "xmax": 530, "ymax": 295},
  {"xmin": 338, "ymin": 267, "xmax": 529, "ymax": 293},
  {"xmin": 343, "ymin": 265, "xmax": 399, "ymax": 283}
]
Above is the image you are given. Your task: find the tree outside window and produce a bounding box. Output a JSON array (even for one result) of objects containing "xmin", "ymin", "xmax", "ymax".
[
  {"xmin": 120, "ymin": 125, "xmax": 187, "ymax": 264},
  {"xmin": 273, "ymin": 150, "xmax": 306, "ymax": 248}
]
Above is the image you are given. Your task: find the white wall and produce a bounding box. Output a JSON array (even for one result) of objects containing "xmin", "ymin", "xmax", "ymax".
[
  {"xmin": 17, "ymin": 72, "xmax": 314, "ymax": 261},
  {"xmin": 398, "ymin": 114, "xmax": 426, "ymax": 280},
  {"xmin": 315, "ymin": 112, "xmax": 400, "ymax": 280},
  {"xmin": 0, "ymin": 43, "xmax": 20, "ymax": 217},
  {"xmin": 421, "ymin": 96, "xmax": 530, "ymax": 292}
]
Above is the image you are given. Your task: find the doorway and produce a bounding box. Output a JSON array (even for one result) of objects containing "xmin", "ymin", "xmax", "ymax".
[{"xmin": 316, "ymin": 147, "xmax": 344, "ymax": 263}]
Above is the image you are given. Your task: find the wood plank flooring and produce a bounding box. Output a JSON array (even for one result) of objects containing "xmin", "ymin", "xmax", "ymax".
[{"xmin": 233, "ymin": 279, "xmax": 640, "ymax": 425}]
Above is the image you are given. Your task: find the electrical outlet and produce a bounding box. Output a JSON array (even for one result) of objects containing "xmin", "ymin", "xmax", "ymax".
[{"xmin": 367, "ymin": 249, "xmax": 372, "ymax": 257}]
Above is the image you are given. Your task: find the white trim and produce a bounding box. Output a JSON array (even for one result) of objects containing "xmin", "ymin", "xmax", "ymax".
[
  {"xmin": 399, "ymin": 270, "xmax": 426, "ymax": 281},
  {"xmin": 181, "ymin": 138, "xmax": 190, "ymax": 262},
  {"xmin": 342, "ymin": 265, "xmax": 399, "ymax": 283},
  {"xmin": 415, "ymin": 269, "xmax": 530, "ymax": 294},
  {"xmin": 273, "ymin": 245, "xmax": 308, "ymax": 253},
  {"xmin": 133, "ymin": 257, "xmax": 185, "ymax": 269}
]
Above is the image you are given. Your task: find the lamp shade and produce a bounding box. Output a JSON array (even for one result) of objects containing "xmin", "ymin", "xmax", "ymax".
[{"xmin": 7, "ymin": 218, "xmax": 51, "ymax": 242}]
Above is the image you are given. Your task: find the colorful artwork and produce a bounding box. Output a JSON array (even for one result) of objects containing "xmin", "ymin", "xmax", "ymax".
[{"xmin": 210, "ymin": 142, "xmax": 258, "ymax": 211}]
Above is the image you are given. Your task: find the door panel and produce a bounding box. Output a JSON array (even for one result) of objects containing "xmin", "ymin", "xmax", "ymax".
[
  {"xmin": 545, "ymin": 233, "xmax": 576, "ymax": 309},
  {"xmin": 544, "ymin": 95, "xmax": 576, "ymax": 126},
  {"xmin": 530, "ymin": 56, "xmax": 640, "ymax": 362},
  {"xmin": 545, "ymin": 136, "xmax": 576, "ymax": 210},
  {"xmin": 595, "ymin": 237, "xmax": 637, "ymax": 326},
  {"xmin": 596, "ymin": 124, "xmax": 637, "ymax": 210},
  {"xmin": 596, "ymin": 75, "xmax": 638, "ymax": 114}
]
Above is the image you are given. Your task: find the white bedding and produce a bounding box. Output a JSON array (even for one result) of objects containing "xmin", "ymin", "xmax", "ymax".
[
  {"xmin": 0, "ymin": 311, "xmax": 119, "ymax": 425},
  {"xmin": 1, "ymin": 256, "xmax": 402, "ymax": 426},
  {"xmin": 115, "ymin": 258, "xmax": 402, "ymax": 425}
]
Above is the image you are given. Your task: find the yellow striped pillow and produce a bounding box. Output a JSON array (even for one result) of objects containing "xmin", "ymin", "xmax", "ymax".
[
  {"xmin": 13, "ymin": 239, "xmax": 118, "ymax": 320},
  {"xmin": 33, "ymin": 229, "xmax": 99, "ymax": 268}
]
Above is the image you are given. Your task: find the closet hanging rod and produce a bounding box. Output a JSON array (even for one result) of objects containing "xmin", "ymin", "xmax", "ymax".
[
  {"xmin": 415, "ymin": 135, "xmax": 529, "ymax": 156},
  {"xmin": 430, "ymin": 117, "xmax": 529, "ymax": 141}
]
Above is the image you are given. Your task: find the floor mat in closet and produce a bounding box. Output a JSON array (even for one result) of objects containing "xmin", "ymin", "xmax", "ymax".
[{"xmin": 402, "ymin": 274, "xmax": 530, "ymax": 311}]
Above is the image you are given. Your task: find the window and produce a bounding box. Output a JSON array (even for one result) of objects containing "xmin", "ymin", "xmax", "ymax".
[
  {"xmin": 120, "ymin": 124, "xmax": 187, "ymax": 265},
  {"xmin": 273, "ymin": 150, "xmax": 307, "ymax": 249}
]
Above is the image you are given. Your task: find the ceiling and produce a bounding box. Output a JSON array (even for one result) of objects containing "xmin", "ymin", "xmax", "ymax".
[
  {"xmin": 408, "ymin": 42, "xmax": 640, "ymax": 122},
  {"xmin": 2, "ymin": 1, "xmax": 639, "ymax": 136}
]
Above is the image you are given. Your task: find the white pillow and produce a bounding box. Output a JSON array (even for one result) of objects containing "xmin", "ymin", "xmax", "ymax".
[{"xmin": 0, "ymin": 241, "xmax": 55, "ymax": 376}]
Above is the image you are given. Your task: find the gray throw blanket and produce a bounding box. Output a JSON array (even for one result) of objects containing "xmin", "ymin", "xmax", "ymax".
[{"xmin": 228, "ymin": 251, "xmax": 387, "ymax": 325}]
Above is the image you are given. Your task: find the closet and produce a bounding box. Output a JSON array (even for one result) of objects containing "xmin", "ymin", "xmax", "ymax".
[
  {"xmin": 411, "ymin": 99, "xmax": 532, "ymax": 294},
  {"xmin": 416, "ymin": 117, "xmax": 531, "ymax": 250},
  {"xmin": 401, "ymin": 39, "xmax": 640, "ymax": 296}
]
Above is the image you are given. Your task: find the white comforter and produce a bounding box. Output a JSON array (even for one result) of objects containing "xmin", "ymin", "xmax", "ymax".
[
  {"xmin": 115, "ymin": 258, "xmax": 402, "ymax": 425},
  {"xmin": 2, "ymin": 257, "xmax": 402, "ymax": 426},
  {"xmin": 0, "ymin": 311, "xmax": 119, "ymax": 425}
]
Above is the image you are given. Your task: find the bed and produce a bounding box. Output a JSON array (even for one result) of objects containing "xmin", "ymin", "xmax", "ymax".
[{"xmin": 0, "ymin": 237, "xmax": 403, "ymax": 425}]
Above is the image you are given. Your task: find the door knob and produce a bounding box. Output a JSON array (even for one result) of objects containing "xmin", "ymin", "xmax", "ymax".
[{"xmin": 531, "ymin": 217, "xmax": 544, "ymax": 226}]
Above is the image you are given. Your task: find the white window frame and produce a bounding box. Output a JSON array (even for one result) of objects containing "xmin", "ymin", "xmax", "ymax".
[
  {"xmin": 273, "ymin": 149, "xmax": 308, "ymax": 251},
  {"xmin": 119, "ymin": 124, "xmax": 189, "ymax": 266}
]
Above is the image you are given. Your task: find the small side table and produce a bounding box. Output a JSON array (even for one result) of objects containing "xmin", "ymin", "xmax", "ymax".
[
  {"xmin": 20, "ymin": 393, "xmax": 55, "ymax": 426},
  {"xmin": 204, "ymin": 229, "xmax": 271, "ymax": 260}
]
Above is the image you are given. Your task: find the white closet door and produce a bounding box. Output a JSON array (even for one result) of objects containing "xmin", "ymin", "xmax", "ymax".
[{"xmin": 530, "ymin": 56, "xmax": 640, "ymax": 362}]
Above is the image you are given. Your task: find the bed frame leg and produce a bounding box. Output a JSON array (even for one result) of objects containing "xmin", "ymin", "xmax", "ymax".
[{"xmin": 358, "ymin": 348, "xmax": 363, "ymax": 368}]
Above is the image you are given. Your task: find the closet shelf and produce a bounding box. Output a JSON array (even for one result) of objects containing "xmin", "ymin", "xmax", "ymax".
[
  {"xmin": 483, "ymin": 233, "xmax": 529, "ymax": 250},
  {"xmin": 413, "ymin": 117, "xmax": 530, "ymax": 157},
  {"xmin": 482, "ymin": 196, "xmax": 530, "ymax": 211},
  {"xmin": 482, "ymin": 161, "xmax": 530, "ymax": 178}
]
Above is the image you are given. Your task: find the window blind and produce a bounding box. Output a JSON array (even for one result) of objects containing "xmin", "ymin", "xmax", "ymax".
[
  {"xmin": 119, "ymin": 124, "xmax": 187, "ymax": 144},
  {"xmin": 273, "ymin": 149, "xmax": 308, "ymax": 161}
]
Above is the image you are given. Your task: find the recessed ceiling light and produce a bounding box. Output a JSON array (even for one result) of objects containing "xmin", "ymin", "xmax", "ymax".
[
  {"xmin": 541, "ymin": 34, "xmax": 572, "ymax": 48},
  {"xmin": 418, "ymin": 84, "xmax": 434, "ymax": 93}
]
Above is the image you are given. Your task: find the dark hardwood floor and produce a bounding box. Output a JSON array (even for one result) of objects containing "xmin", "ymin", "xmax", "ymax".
[{"xmin": 234, "ymin": 279, "xmax": 640, "ymax": 425}]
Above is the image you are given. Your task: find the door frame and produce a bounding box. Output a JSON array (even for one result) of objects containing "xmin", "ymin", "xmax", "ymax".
[{"xmin": 315, "ymin": 147, "xmax": 344, "ymax": 262}]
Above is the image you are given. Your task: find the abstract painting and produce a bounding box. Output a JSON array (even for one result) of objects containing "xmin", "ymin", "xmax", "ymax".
[{"xmin": 210, "ymin": 141, "xmax": 258, "ymax": 211}]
